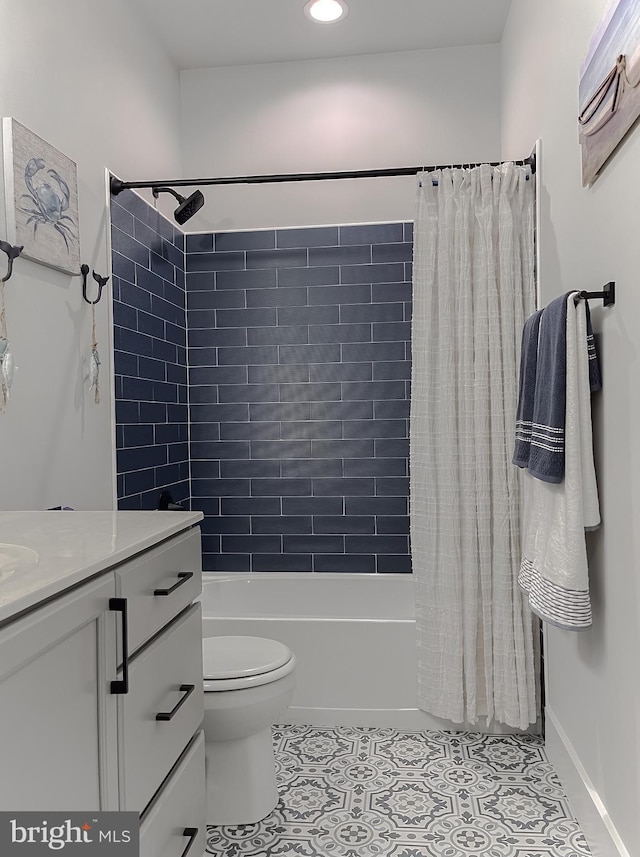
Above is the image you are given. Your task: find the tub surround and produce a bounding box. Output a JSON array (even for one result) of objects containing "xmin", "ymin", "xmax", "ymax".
[
  {"xmin": 110, "ymin": 208, "xmax": 414, "ymax": 571},
  {"xmin": 187, "ymin": 223, "xmax": 413, "ymax": 574},
  {"xmin": 111, "ymin": 189, "xmax": 190, "ymax": 512},
  {"xmin": 0, "ymin": 510, "xmax": 202, "ymax": 623}
]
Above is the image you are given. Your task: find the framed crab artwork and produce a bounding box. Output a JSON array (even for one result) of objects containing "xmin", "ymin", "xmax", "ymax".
[{"xmin": 2, "ymin": 118, "xmax": 80, "ymax": 274}]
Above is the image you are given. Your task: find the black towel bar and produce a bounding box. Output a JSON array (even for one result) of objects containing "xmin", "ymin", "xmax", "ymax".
[{"xmin": 577, "ymin": 281, "xmax": 615, "ymax": 306}]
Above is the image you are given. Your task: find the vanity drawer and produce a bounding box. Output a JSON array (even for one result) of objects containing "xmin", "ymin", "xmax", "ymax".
[
  {"xmin": 139, "ymin": 731, "xmax": 205, "ymax": 857},
  {"xmin": 116, "ymin": 527, "xmax": 202, "ymax": 656},
  {"xmin": 120, "ymin": 603, "xmax": 204, "ymax": 812}
]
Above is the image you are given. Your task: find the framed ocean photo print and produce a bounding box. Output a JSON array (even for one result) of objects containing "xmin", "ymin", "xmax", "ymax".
[
  {"xmin": 579, "ymin": 0, "xmax": 640, "ymax": 185},
  {"xmin": 2, "ymin": 118, "xmax": 80, "ymax": 274}
]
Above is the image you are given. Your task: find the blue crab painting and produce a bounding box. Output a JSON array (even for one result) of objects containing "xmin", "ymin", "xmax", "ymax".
[
  {"xmin": 2, "ymin": 118, "xmax": 80, "ymax": 273},
  {"xmin": 19, "ymin": 157, "xmax": 77, "ymax": 251}
]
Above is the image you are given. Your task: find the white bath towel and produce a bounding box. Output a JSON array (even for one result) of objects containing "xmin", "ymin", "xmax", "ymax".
[{"xmin": 518, "ymin": 294, "xmax": 600, "ymax": 629}]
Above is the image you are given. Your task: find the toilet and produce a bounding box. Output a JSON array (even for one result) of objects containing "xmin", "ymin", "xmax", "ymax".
[{"xmin": 202, "ymin": 635, "xmax": 297, "ymax": 826}]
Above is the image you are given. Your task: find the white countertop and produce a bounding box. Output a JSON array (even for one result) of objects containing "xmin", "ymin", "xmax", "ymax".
[{"xmin": 0, "ymin": 511, "xmax": 203, "ymax": 624}]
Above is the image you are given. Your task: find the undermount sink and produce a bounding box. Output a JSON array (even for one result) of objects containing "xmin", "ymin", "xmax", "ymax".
[{"xmin": 0, "ymin": 544, "xmax": 39, "ymax": 582}]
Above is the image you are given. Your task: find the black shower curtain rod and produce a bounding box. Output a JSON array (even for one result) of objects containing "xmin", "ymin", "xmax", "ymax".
[{"xmin": 110, "ymin": 154, "xmax": 536, "ymax": 195}]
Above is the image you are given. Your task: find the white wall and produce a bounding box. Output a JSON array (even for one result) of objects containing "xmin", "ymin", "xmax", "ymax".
[
  {"xmin": 0, "ymin": 0, "xmax": 182, "ymax": 510},
  {"xmin": 180, "ymin": 46, "xmax": 503, "ymax": 230},
  {"xmin": 502, "ymin": 3, "xmax": 640, "ymax": 855}
]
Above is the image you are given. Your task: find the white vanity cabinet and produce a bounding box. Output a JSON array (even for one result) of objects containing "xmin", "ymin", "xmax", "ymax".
[
  {"xmin": 0, "ymin": 573, "xmax": 120, "ymax": 810},
  {"xmin": 0, "ymin": 513, "xmax": 205, "ymax": 857}
]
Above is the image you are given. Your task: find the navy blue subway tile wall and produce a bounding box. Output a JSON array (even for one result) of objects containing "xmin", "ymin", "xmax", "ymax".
[
  {"xmin": 112, "ymin": 189, "xmax": 190, "ymax": 510},
  {"xmin": 186, "ymin": 223, "xmax": 413, "ymax": 573}
]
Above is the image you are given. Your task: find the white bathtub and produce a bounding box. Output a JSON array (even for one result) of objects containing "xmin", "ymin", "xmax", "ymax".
[{"xmin": 200, "ymin": 573, "xmax": 526, "ymax": 732}]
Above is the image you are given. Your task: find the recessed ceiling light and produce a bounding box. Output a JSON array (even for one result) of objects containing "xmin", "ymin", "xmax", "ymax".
[{"xmin": 304, "ymin": 0, "xmax": 349, "ymax": 24}]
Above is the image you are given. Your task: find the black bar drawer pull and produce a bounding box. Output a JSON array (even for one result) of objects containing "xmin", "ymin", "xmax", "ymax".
[
  {"xmin": 109, "ymin": 598, "xmax": 129, "ymax": 695},
  {"xmin": 154, "ymin": 571, "xmax": 193, "ymax": 596},
  {"xmin": 156, "ymin": 684, "xmax": 196, "ymax": 721},
  {"xmin": 180, "ymin": 828, "xmax": 198, "ymax": 857}
]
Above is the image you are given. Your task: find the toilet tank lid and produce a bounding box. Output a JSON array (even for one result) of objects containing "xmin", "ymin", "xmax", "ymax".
[{"xmin": 202, "ymin": 635, "xmax": 293, "ymax": 679}]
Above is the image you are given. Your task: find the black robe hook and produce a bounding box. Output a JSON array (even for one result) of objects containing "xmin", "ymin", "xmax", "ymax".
[
  {"xmin": 81, "ymin": 264, "xmax": 110, "ymax": 304},
  {"xmin": 0, "ymin": 240, "xmax": 23, "ymax": 282}
]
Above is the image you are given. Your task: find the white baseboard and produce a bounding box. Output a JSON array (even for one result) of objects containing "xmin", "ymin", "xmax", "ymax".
[
  {"xmin": 282, "ymin": 706, "xmax": 539, "ymax": 734},
  {"xmin": 545, "ymin": 707, "xmax": 630, "ymax": 857}
]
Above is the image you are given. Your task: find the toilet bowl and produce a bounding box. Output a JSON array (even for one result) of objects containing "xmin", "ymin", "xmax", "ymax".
[{"xmin": 202, "ymin": 635, "xmax": 296, "ymax": 826}]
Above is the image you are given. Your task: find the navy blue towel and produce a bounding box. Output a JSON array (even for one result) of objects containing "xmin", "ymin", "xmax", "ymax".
[
  {"xmin": 513, "ymin": 309, "xmax": 544, "ymax": 468},
  {"xmin": 527, "ymin": 294, "xmax": 568, "ymax": 482},
  {"xmin": 514, "ymin": 292, "xmax": 601, "ymax": 484}
]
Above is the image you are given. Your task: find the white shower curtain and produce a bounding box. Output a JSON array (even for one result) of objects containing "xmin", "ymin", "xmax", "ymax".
[{"xmin": 410, "ymin": 162, "xmax": 537, "ymax": 729}]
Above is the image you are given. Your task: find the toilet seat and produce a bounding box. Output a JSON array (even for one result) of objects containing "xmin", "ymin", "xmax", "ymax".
[{"xmin": 203, "ymin": 636, "xmax": 296, "ymax": 692}]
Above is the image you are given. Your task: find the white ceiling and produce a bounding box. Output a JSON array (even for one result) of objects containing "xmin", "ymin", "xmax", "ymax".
[{"xmin": 131, "ymin": 0, "xmax": 513, "ymax": 70}]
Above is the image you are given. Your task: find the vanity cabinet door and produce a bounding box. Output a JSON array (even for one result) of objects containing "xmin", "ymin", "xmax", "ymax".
[{"xmin": 0, "ymin": 574, "xmax": 119, "ymax": 811}]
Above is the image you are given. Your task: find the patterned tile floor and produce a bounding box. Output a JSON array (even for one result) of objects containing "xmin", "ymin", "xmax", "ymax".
[{"xmin": 205, "ymin": 726, "xmax": 591, "ymax": 857}]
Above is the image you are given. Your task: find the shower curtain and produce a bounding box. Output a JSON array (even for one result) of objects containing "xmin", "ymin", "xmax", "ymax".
[{"xmin": 410, "ymin": 162, "xmax": 537, "ymax": 729}]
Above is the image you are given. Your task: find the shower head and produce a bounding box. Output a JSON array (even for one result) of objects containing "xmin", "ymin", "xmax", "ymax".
[
  {"xmin": 151, "ymin": 186, "xmax": 205, "ymax": 225},
  {"xmin": 173, "ymin": 189, "xmax": 205, "ymax": 225}
]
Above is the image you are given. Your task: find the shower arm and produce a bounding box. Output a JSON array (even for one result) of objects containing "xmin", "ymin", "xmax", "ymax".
[
  {"xmin": 151, "ymin": 186, "xmax": 185, "ymax": 203},
  {"xmin": 109, "ymin": 154, "xmax": 536, "ymax": 196}
]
